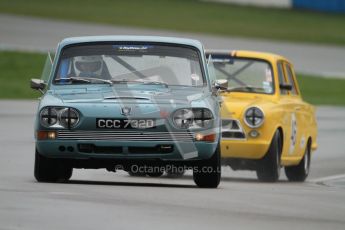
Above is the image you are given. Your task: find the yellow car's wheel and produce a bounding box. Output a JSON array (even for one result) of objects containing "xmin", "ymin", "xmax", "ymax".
[
  {"xmin": 256, "ymin": 130, "xmax": 281, "ymax": 182},
  {"xmin": 285, "ymin": 141, "xmax": 311, "ymax": 182}
]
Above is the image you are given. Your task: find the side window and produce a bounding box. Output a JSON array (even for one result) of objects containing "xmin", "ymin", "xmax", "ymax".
[
  {"xmin": 207, "ymin": 54, "xmax": 217, "ymax": 85},
  {"xmin": 284, "ymin": 63, "xmax": 298, "ymax": 95},
  {"xmin": 277, "ymin": 62, "xmax": 288, "ymax": 95},
  {"xmin": 41, "ymin": 52, "xmax": 54, "ymax": 83}
]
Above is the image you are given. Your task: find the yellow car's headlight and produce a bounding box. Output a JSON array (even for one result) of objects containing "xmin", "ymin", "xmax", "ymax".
[{"xmin": 244, "ymin": 107, "xmax": 264, "ymax": 128}]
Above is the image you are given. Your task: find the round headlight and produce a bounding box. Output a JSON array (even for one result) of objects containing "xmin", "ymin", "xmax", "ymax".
[
  {"xmin": 173, "ymin": 108, "xmax": 213, "ymax": 129},
  {"xmin": 60, "ymin": 108, "xmax": 79, "ymax": 128},
  {"xmin": 173, "ymin": 109, "xmax": 194, "ymax": 129},
  {"xmin": 192, "ymin": 108, "xmax": 213, "ymax": 128},
  {"xmin": 244, "ymin": 107, "xmax": 264, "ymax": 128},
  {"xmin": 40, "ymin": 107, "xmax": 58, "ymax": 127}
]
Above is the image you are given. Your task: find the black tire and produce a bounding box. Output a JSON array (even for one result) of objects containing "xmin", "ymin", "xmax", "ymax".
[
  {"xmin": 285, "ymin": 141, "xmax": 311, "ymax": 182},
  {"xmin": 193, "ymin": 144, "xmax": 221, "ymax": 188},
  {"xmin": 34, "ymin": 149, "xmax": 73, "ymax": 182},
  {"xmin": 256, "ymin": 130, "xmax": 281, "ymax": 182},
  {"xmin": 57, "ymin": 163, "xmax": 73, "ymax": 182}
]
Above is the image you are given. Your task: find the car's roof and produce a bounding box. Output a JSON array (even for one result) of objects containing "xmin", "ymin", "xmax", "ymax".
[
  {"xmin": 205, "ymin": 49, "xmax": 289, "ymax": 63},
  {"xmin": 59, "ymin": 35, "xmax": 204, "ymax": 50}
]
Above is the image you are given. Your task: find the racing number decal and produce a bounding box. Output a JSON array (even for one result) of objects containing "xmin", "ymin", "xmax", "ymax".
[{"xmin": 289, "ymin": 113, "xmax": 297, "ymax": 154}]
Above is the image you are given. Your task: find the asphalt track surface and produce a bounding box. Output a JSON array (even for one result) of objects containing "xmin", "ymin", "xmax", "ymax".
[
  {"xmin": 0, "ymin": 100, "xmax": 345, "ymax": 230},
  {"xmin": 1, "ymin": 13, "xmax": 345, "ymax": 78}
]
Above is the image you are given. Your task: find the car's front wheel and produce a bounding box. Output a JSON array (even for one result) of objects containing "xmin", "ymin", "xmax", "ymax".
[
  {"xmin": 285, "ymin": 141, "xmax": 311, "ymax": 182},
  {"xmin": 34, "ymin": 149, "xmax": 73, "ymax": 182},
  {"xmin": 193, "ymin": 144, "xmax": 221, "ymax": 188},
  {"xmin": 256, "ymin": 130, "xmax": 282, "ymax": 182}
]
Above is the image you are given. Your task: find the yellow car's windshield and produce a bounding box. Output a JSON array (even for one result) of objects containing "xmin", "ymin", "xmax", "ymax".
[{"xmin": 209, "ymin": 56, "xmax": 274, "ymax": 94}]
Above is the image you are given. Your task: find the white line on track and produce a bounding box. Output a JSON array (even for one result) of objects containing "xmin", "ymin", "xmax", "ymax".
[{"xmin": 310, "ymin": 174, "xmax": 345, "ymax": 183}]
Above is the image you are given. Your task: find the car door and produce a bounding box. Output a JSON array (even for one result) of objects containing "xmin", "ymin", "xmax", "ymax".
[
  {"xmin": 283, "ymin": 62, "xmax": 306, "ymax": 157},
  {"xmin": 277, "ymin": 61, "xmax": 295, "ymax": 158}
]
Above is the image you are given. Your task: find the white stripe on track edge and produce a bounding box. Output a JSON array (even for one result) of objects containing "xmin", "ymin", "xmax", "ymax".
[{"xmin": 310, "ymin": 174, "xmax": 345, "ymax": 183}]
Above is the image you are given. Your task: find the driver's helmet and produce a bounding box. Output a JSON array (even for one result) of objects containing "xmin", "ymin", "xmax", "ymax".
[{"xmin": 73, "ymin": 55, "xmax": 103, "ymax": 77}]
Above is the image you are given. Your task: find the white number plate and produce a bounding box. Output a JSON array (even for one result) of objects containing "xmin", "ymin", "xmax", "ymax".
[{"xmin": 96, "ymin": 119, "xmax": 155, "ymax": 129}]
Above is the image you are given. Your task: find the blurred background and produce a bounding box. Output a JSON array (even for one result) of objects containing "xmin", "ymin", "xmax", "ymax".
[{"xmin": 0, "ymin": 0, "xmax": 344, "ymax": 105}]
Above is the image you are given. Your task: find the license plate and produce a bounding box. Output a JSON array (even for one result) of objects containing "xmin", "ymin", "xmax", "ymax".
[{"xmin": 96, "ymin": 119, "xmax": 155, "ymax": 129}]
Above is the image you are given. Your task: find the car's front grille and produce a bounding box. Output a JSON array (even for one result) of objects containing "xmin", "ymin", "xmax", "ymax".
[
  {"xmin": 57, "ymin": 130, "xmax": 194, "ymax": 142},
  {"xmin": 221, "ymin": 119, "xmax": 246, "ymax": 140}
]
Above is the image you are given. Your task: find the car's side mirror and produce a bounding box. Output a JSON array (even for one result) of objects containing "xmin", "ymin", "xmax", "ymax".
[
  {"xmin": 30, "ymin": 78, "xmax": 46, "ymax": 93},
  {"xmin": 214, "ymin": 79, "xmax": 228, "ymax": 90},
  {"xmin": 212, "ymin": 79, "xmax": 228, "ymax": 96},
  {"xmin": 279, "ymin": 83, "xmax": 292, "ymax": 91}
]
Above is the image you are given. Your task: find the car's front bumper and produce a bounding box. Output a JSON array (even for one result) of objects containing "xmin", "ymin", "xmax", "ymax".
[
  {"xmin": 36, "ymin": 139, "xmax": 217, "ymax": 161},
  {"xmin": 220, "ymin": 138, "xmax": 270, "ymax": 159}
]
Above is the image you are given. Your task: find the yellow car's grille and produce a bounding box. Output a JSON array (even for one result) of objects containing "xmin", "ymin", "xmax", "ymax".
[{"xmin": 221, "ymin": 119, "xmax": 246, "ymax": 140}]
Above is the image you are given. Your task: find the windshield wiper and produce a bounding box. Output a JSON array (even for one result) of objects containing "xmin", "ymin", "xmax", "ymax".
[
  {"xmin": 225, "ymin": 86, "xmax": 263, "ymax": 93},
  {"xmin": 140, "ymin": 81, "xmax": 168, "ymax": 88},
  {"xmin": 54, "ymin": 77, "xmax": 113, "ymax": 85},
  {"xmin": 110, "ymin": 79, "xmax": 168, "ymax": 87},
  {"xmin": 110, "ymin": 79, "xmax": 142, "ymax": 84}
]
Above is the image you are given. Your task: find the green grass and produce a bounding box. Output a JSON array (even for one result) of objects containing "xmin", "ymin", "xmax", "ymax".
[
  {"xmin": 0, "ymin": 51, "xmax": 43, "ymax": 99},
  {"xmin": 0, "ymin": 51, "xmax": 344, "ymax": 105},
  {"xmin": 297, "ymin": 74, "xmax": 345, "ymax": 106},
  {"xmin": 0, "ymin": 0, "xmax": 345, "ymax": 45}
]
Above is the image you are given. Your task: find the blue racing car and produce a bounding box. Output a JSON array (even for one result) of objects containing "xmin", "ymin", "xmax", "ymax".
[{"xmin": 31, "ymin": 36, "xmax": 222, "ymax": 188}]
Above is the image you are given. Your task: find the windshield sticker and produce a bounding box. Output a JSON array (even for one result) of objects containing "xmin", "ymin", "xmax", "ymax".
[
  {"xmin": 112, "ymin": 45, "xmax": 154, "ymax": 51},
  {"xmin": 265, "ymin": 68, "xmax": 273, "ymax": 82},
  {"xmin": 191, "ymin": 74, "xmax": 200, "ymax": 81},
  {"xmin": 262, "ymin": 81, "xmax": 272, "ymax": 93},
  {"xmin": 211, "ymin": 58, "xmax": 234, "ymax": 63}
]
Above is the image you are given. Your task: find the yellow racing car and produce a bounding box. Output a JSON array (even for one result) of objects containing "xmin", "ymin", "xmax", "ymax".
[{"xmin": 207, "ymin": 50, "xmax": 318, "ymax": 182}]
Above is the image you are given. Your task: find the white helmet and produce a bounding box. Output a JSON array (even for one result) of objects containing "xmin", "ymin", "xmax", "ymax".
[{"xmin": 73, "ymin": 55, "xmax": 103, "ymax": 77}]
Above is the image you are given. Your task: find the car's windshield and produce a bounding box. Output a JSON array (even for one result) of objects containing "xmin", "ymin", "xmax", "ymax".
[
  {"xmin": 208, "ymin": 55, "xmax": 274, "ymax": 94},
  {"xmin": 54, "ymin": 44, "xmax": 205, "ymax": 87}
]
